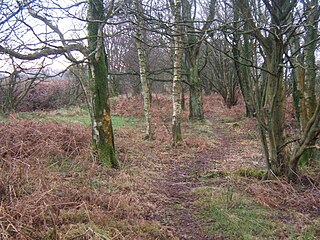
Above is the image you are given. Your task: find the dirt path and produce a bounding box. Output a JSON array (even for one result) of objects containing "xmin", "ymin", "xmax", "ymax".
[
  {"xmin": 113, "ymin": 95, "xmax": 265, "ymax": 239},
  {"xmin": 154, "ymin": 116, "xmax": 245, "ymax": 240},
  {"xmin": 159, "ymin": 158, "xmax": 211, "ymax": 240}
]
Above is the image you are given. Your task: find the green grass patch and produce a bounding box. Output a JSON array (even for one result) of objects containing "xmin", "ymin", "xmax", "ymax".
[
  {"xmin": 219, "ymin": 115, "xmax": 239, "ymax": 123},
  {"xmin": 0, "ymin": 114, "xmax": 8, "ymax": 122},
  {"xmin": 44, "ymin": 222, "xmax": 110, "ymax": 240},
  {"xmin": 200, "ymin": 171, "xmax": 227, "ymax": 179},
  {"xmin": 194, "ymin": 186, "xmax": 319, "ymax": 240},
  {"xmin": 195, "ymin": 186, "xmax": 280, "ymax": 239},
  {"xmin": 233, "ymin": 168, "xmax": 267, "ymax": 180},
  {"xmin": 46, "ymin": 157, "xmax": 84, "ymax": 174},
  {"xmin": 0, "ymin": 105, "xmax": 138, "ymax": 128},
  {"xmin": 112, "ymin": 116, "xmax": 138, "ymax": 128},
  {"xmin": 200, "ymin": 168, "xmax": 267, "ymax": 180}
]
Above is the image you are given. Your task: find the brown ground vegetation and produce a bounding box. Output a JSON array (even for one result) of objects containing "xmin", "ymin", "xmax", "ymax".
[{"xmin": 0, "ymin": 94, "xmax": 319, "ymax": 239}]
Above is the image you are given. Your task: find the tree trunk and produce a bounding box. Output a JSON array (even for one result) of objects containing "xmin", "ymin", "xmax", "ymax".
[
  {"xmin": 181, "ymin": 83, "xmax": 186, "ymax": 111},
  {"xmin": 264, "ymin": 46, "xmax": 288, "ymax": 176},
  {"xmin": 182, "ymin": 0, "xmax": 215, "ymax": 121},
  {"xmin": 237, "ymin": 0, "xmax": 290, "ymax": 177},
  {"xmin": 87, "ymin": 0, "xmax": 119, "ymax": 168},
  {"xmin": 232, "ymin": 9, "xmax": 255, "ymax": 117},
  {"xmin": 135, "ymin": 0, "xmax": 153, "ymax": 140},
  {"xmin": 301, "ymin": 0, "xmax": 320, "ymax": 164},
  {"xmin": 236, "ymin": 0, "xmax": 320, "ymax": 180},
  {"xmin": 288, "ymin": 103, "xmax": 320, "ymax": 181},
  {"xmin": 291, "ymin": 38, "xmax": 302, "ymax": 128},
  {"xmin": 172, "ymin": 0, "xmax": 183, "ymax": 144},
  {"xmin": 188, "ymin": 56, "xmax": 204, "ymax": 121}
]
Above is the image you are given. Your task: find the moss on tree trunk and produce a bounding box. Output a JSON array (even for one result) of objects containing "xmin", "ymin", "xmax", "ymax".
[
  {"xmin": 87, "ymin": 0, "xmax": 119, "ymax": 168},
  {"xmin": 188, "ymin": 59, "xmax": 204, "ymax": 121}
]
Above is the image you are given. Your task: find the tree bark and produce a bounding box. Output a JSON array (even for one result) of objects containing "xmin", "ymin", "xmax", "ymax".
[
  {"xmin": 182, "ymin": 0, "xmax": 216, "ymax": 121},
  {"xmin": 237, "ymin": 0, "xmax": 291, "ymax": 177},
  {"xmin": 87, "ymin": 0, "xmax": 119, "ymax": 168},
  {"xmin": 300, "ymin": 0, "xmax": 320, "ymax": 164},
  {"xmin": 232, "ymin": 6, "xmax": 255, "ymax": 117},
  {"xmin": 288, "ymin": 103, "xmax": 320, "ymax": 180},
  {"xmin": 304, "ymin": 0, "xmax": 319, "ymax": 120},
  {"xmin": 264, "ymin": 44, "xmax": 288, "ymax": 176},
  {"xmin": 135, "ymin": 0, "xmax": 153, "ymax": 140},
  {"xmin": 172, "ymin": 0, "xmax": 183, "ymax": 144},
  {"xmin": 188, "ymin": 54, "xmax": 204, "ymax": 121}
]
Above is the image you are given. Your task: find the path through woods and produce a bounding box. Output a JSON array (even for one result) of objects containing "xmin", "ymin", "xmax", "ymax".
[
  {"xmin": 145, "ymin": 110, "xmax": 262, "ymax": 239},
  {"xmin": 1, "ymin": 95, "xmax": 319, "ymax": 239}
]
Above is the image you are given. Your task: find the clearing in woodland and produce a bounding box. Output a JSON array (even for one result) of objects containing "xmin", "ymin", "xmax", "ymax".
[{"xmin": 0, "ymin": 95, "xmax": 319, "ymax": 239}]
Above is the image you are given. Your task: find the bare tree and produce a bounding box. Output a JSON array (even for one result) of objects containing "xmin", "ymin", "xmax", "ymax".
[
  {"xmin": 171, "ymin": 0, "xmax": 183, "ymax": 144},
  {"xmin": 182, "ymin": 0, "xmax": 216, "ymax": 121},
  {"xmin": 134, "ymin": 0, "xmax": 153, "ymax": 140},
  {"xmin": 235, "ymin": 0, "xmax": 320, "ymax": 180},
  {"xmin": 87, "ymin": 0, "xmax": 119, "ymax": 167},
  {"xmin": 0, "ymin": 0, "xmax": 120, "ymax": 167}
]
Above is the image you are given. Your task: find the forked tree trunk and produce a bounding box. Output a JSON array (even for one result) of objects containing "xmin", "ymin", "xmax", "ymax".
[
  {"xmin": 182, "ymin": 0, "xmax": 216, "ymax": 121},
  {"xmin": 238, "ymin": 0, "xmax": 290, "ymax": 177},
  {"xmin": 237, "ymin": 0, "xmax": 320, "ymax": 181},
  {"xmin": 87, "ymin": 0, "xmax": 119, "ymax": 168},
  {"xmin": 135, "ymin": 0, "xmax": 153, "ymax": 140},
  {"xmin": 264, "ymin": 45, "xmax": 288, "ymax": 176},
  {"xmin": 172, "ymin": 0, "xmax": 183, "ymax": 144}
]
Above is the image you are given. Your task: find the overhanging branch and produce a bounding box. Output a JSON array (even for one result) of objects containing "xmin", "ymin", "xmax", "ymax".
[{"xmin": 0, "ymin": 44, "xmax": 85, "ymax": 60}]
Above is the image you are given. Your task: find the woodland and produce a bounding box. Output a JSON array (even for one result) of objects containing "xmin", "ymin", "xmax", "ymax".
[{"xmin": 0, "ymin": 0, "xmax": 319, "ymax": 239}]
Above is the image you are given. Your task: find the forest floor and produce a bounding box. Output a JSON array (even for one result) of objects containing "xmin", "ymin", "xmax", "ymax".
[{"xmin": 0, "ymin": 94, "xmax": 319, "ymax": 239}]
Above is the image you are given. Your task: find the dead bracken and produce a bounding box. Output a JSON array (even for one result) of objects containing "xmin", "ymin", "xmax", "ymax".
[{"xmin": 0, "ymin": 95, "xmax": 319, "ymax": 239}]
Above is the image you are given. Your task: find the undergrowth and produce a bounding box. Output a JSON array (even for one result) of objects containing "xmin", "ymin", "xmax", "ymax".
[
  {"xmin": 0, "ymin": 95, "xmax": 319, "ymax": 239},
  {"xmin": 194, "ymin": 185, "xmax": 320, "ymax": 239},
  {"xmin": 0, "ymin": 101, "xmax": 171, "ymax": 239}
]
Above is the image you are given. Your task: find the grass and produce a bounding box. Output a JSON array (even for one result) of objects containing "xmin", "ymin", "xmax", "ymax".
[
  {"xmin": 46, "ymin": 157, "xmax": 85, "ymax": 174},
  {"xmin": 0, "ymin": 115, "xmax": 6, "ymax": 122},
  {"xmin": 44, "ymin": 222, "xmax": 110, "ymax": 240},
  {"xmin": 234, "ymin": 168, "xmax": 267, "ymax": 180},
  {"xmin": 194, "ymin": 186, "xmax": 319, "ymax": 240},
  {"xmin": 0, "ymin": 105, "xmax": 138, "ymax": 128}
]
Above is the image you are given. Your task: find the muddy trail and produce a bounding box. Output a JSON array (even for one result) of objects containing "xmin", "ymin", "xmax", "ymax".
[{"xmin": 152, "ymin": 114, "xmax": 260, "ymax": 240}]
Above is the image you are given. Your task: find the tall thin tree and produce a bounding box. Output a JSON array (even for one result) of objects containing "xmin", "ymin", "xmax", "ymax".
[
  {"xmin": 87, "ymin": 0, "xmax": 119, "ymax": 168},
  {"xmin": 171, "ymin": 0, "xmax": 183, "ymax": 144}
]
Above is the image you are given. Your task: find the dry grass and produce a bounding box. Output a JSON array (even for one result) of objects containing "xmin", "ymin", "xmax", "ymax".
[
  {"xmin": 0, "ymin": 120, "xmax": 90, "ymax": 160},
  {"xmin": 245, "ymin": 179, "xmax": 320, "ymax": 217},
  {"xmin": 0, "ymin": 119, "xmax": 172, "ymax": 239},
  {"xmin": 0, "ymin": 94, "xmax": 319, "ymax": 239}
]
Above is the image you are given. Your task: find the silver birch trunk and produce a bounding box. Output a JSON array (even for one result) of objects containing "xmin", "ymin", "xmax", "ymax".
[
  {"xmin": 172, "ymin": 0, "xmax": 183, "ymax": 144},
  {"xmin": 135, "ymin": 0, "xmax": 153, "ymax": 140}
]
